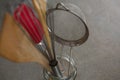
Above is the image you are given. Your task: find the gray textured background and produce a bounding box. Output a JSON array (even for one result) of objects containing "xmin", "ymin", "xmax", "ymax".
[{"xmin": 0, "ymin": 0, "xmax": 120, "ymax": 80}]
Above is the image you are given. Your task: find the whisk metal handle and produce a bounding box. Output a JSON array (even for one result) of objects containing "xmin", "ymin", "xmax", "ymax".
[{"xmin": 49, "ymin": 60, "xmax": 63, "ymax": 77}]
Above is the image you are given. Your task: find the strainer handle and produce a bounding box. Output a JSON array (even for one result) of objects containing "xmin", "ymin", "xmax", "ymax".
[{"xmin": 56, "ymin": 2, "xmax": 69, "ymax": 11}]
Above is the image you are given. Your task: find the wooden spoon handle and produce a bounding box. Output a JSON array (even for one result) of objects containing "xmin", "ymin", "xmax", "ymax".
[{"xmin": 32, "ymin": 0, "xmax": 54, "ymax": 59}]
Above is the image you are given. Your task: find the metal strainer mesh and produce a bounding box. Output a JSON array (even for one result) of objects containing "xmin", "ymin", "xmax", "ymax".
[{"xmin": 47, "ymin": 3, "xmax": 89, "ymax": 46}]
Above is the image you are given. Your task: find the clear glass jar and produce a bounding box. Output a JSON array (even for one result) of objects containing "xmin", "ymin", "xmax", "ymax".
[{"xmin": 43, "ymin": 55, "xmax": 77, "ymax": 80}]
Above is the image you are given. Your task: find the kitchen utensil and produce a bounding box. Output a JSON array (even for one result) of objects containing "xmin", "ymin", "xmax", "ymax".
[
  {"xmin": 0, "ymin": 13, "xmax": 51, "ymax": 71},
  {"xmin": 47, "ymin": 2, "xmax": 89, "ymax": 47},
  {"xmin": 46, "ymin": 2, "xmax": 89, "ymax": 79},
  {"xmin": 13, "ymin": 3, "xmax": 51, "ymax": 60},
  {"xmin": 32, "ymin": 0, "xmax": 55, "ymax": 59},
  {"xmin": 32, "ymin": 0, "xmax": 63, "ymax": 77}
]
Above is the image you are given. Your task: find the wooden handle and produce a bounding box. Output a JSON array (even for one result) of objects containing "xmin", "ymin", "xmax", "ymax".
[
  {"xmin": 32, "ymin": 0, "xmax": 54, "ymax": 59},
  {"xmin": 39, "ymin": 0, "xmax": 46, "ymax": 19},
  {"xmin": 0, "ymin": 13, "xmax": 51, "ymax": 71}
]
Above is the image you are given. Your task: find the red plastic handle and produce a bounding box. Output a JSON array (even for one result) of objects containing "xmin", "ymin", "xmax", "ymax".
[{"xmin": 14, "ymin": 3, "xmax": 44, "ymax": 44}]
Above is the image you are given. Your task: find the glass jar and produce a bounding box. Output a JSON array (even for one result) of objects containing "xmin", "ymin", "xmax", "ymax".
[{"xmin": 43, "ymin": 55, "xmax": 77, "ymax": 80}]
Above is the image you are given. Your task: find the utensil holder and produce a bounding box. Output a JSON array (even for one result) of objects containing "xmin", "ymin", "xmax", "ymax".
[{"xmin": 43, "ymin": 55, "xmax": 77, "ymax": 80}]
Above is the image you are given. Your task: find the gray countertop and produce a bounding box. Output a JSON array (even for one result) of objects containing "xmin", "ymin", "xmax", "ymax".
[{"xmin": 0, "ymin": 0, "xmax": 120, "ymax": 80}]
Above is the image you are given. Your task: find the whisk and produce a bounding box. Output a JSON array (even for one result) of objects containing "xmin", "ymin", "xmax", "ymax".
[
  {"xmin": 13, "ymin": 3, "xmax": 51, "ymax": 60},
  {"xmin": 12, "ymin": 2, "xmax": 62, "ymax": 77}
]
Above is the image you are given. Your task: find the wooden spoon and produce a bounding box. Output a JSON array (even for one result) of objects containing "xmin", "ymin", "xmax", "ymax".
[
  {"xmin": 0, "ymin": 13, "xmax": 51, "ymax": 71},
  {"xmin": 32, "ymin": 0, "xmax": 54, "ymax": 59}
]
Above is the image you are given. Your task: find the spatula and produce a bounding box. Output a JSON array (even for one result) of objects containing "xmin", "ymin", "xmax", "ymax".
[{"xmin": 0, "ymin": 13, "xmax": 51, "ymax": 71}]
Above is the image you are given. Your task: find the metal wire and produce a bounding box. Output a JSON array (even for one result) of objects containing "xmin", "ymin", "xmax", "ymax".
[
  {"xmin": 46, "ymin": 2, "xmax": 89, "ymax": 47},
  {"xmin": 12, "ymin": 2, "xmax": 53, "ymax": 61},
  {"xmin": 46, "ymin": 2, "xmax": 89, "ymax": 78}
]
